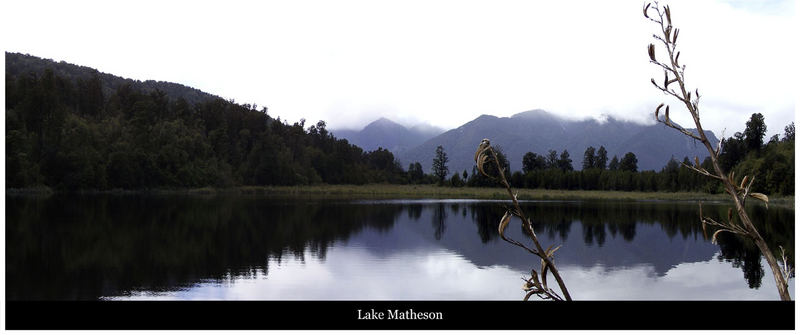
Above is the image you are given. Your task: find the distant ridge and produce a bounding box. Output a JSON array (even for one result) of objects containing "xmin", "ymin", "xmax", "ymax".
[
  {"xmin": 333, "ymin": 118, "xmax": 444, "ymax": 156},
  {"xmin": 398, "ymin": 110, "xmax": 719, "ymax": 175},
  {"xmin": 5, "ymin": 52, "xmax": 219, "ymax": 105}
]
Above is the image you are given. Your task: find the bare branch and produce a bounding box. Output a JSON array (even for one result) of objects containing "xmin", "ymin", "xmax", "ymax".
[
  {"xmin": 680, "ymin": 162, "xmax": 723, "ymax": 181},
  {"xmin": 475, "ymin": 140, "xmax": 572, "ymax": 301},
  {"xmin": 644, "ymin": 1, "xmax": 791, "ymax": 300}
]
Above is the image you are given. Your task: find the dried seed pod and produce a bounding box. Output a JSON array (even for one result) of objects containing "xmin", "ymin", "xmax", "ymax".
[
  {"xmin": 498, "ymin": 210, "xmax": 512, "ymax": 237},
  {"xmin": 474, "ymin": 139, "xmax": 490, "ymax": 162},
  {"xmin": 701, "ymin": 219, "xmax": 708, "ymax": 239},
  {"xmin": 540, "ymin": 259, "xmax": 549, "ymax": 289},
  {"xmin": 523, "ymin": 281, "xmax": 532, "ymax": 291},
  {"xmin": 749, "ymin": 193, "xmax": 769, "ymax": 208},
  {"xmin": 477, "ymin": 154, "xmax": 490, "ymax": 177},
  {"xmin": 699, "ymin": 203, "xmax": 708, "ymax": 239},
  {"xmin": 655, "ymin": 103, "xmax": 664, "ymax": 120},
  {"xmin": 546, "ymin": 245, "xmax": 562, "ymax": 258},
  {"xmin": 665, "ymin": 5, "xmax": 672, "ymax": 24},
  {"xmin": 648, "ymin": 44, "xmax": 656, "ymax": 62},
  {"xmin": 711, "ymin": 229, "xmax": 727, "ymax": 245},
  {"xmin": 675, "ymin": 51, "xmax": 681, "ymax": 65},
  {"xmin": 530, "ymin": 269, "xmax": 540, "ymax": 286},
  {"xmin": 672, "ymin": 28, "xmax": 679, "ymax": 44},
  {"xmin": 643, "ymin": 3, "xmax": 651, "ymax": 18}
]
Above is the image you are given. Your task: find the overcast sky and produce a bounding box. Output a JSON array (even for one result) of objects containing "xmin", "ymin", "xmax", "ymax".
[{"xmin": 2, "ymin": 0, "xmax": 796, "ymax": 138}]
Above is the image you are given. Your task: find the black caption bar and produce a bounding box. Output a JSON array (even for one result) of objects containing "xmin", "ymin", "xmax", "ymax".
[{"xmin": 5, "ymin": 300, "xmax": 794, "ymax": 330}]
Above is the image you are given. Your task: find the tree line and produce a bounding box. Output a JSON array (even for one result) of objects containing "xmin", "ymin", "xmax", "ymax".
[
  {"xmin": 427, "ymin": 114, "xmax": 793, "ymax": 196},
  {"xmin": 5, "ymin": 67, "xmax": 793, "ymax": 196}
]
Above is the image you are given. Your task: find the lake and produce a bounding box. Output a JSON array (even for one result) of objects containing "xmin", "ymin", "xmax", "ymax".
[{"xmin": 5, "ymin": 194, "xmax": 794, "ymax": 300}]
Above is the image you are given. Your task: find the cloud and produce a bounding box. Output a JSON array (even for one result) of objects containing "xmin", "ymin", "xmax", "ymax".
[{"xmin": 2, "ymin": 0, "xmax": 795, "ymax": 136}]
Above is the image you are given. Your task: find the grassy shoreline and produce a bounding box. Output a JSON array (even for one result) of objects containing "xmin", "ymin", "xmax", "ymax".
[{"xmin": 7, "ymin": 184, "xmax": 794, "ymax": 205}]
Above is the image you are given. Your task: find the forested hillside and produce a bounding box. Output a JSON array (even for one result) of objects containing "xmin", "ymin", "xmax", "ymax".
[
  {"xmin": 6, "ymin": 53, "xmax": 218, "ymax": 105},
  {"xmin": 6, "ymin": 56, "xmax": 406, "ymax": 190},
  {"xmin": 5, "ymin": 53, "xmax": 793, "ymax": 195}
]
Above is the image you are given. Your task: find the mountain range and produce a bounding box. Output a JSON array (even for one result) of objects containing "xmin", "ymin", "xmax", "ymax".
[
  {"xmin": 332, "ymin": 118, "xmax": 444, "ymax": 156},
  {"xmin": 386, "ymin": 110, "xmax": 719, "ymax": 175},
  {"xmin": 8, "ymin": 52, "xmax": 718, "ymax": 176}
]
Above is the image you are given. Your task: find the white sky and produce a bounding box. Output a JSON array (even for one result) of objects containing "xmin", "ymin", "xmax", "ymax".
[{"xmin": 1, "ymin": 0, "xmax": 796, "ymax": 138}]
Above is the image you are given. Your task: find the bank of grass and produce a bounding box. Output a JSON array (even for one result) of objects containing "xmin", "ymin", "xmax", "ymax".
[
  {"xmin": 213, "ymin": 184, "xmax": 793, "ymax": 204},
  {"xmin": 8, "ymin": 184, "xmax": 793, "ymax": 206}
]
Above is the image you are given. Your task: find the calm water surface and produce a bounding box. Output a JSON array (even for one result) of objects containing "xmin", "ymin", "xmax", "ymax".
[{"xmin": 5, "ymin": 195, "xmax": 794, "ymax": 300}]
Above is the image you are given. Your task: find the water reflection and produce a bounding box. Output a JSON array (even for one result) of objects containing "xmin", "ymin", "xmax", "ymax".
[{"xmin": 5, "ymin": 195, "xmax": 794, "ymax": 300}]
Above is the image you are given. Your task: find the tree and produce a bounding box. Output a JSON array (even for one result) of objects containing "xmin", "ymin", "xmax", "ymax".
[
  {"xmin": 546, "ymin": 150, "xmax": 558, "ymax": 169},
  {"xmin": 645, "ymin": 1, "xmax": 791, "ymax": 300},
  {"xmin": 449, "ymin": 172, "xmax": 464, "ymax": 187},
  {"xmin": 608, "ymin": 155, "xmax": 619, "ymax": 170},
  {"xmin": 408, "ymin": 162, "xmax": 424, "ymax": 183},
  {"xmin": 558, "ymin": 150, "xmax": 573, "ymax": 171},
  {"xmin": 744, "ymin": 113, "xmax": 767, "ymax": 152},
  {"xmin": 783, "ymin": 122, "xmax": 794, "ymax": 142},
  {"xmin": 582, "ymin": 146, "xmax": 596, "ymax": 170},
  {"xmin": 619, "ymin": 152, "xmax": 638, "ymax": 172},
  {"xmin": 718, "ymin": 132, "xmax": 746, "ymax": 171},
  {"xmin": 522, "ymin": 152, "xmax": 546, "ymax": 173},
  {"xmin": 432, "ymin": 145, "xmax": 449, "ymax": 185},
  {"xmin": 595, "ymin": 146, "xmax": 608, "ymax": 169}
]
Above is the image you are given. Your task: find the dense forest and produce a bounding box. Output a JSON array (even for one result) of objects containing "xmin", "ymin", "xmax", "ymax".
[
  {"xmin": 5, "ymin": 54, "xmax": 794, "ymax": 195},
  {"xmin": 5, "ymin": 66, "xmax": 407, "ymax": 190}
]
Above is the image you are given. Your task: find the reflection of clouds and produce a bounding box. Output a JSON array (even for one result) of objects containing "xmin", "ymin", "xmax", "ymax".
[
  {"xmin": 561, "ymin": 254, "xmax": 795, "ymax": 300},
  {"xmin": 109, "ymin": 247, "xmax": 524, "ymax": 300},
  {"xmin": 107, "ymin": 248, "xmax": 793, "ymax": 301}
]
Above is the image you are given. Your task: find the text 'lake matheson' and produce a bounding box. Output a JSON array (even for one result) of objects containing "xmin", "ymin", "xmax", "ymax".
[{"xmin": 357, "ymin": 309, "xmax": 443, "ymax": 320}]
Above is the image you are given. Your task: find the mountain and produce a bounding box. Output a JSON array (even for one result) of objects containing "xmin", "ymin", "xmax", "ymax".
[
  {"xmin": 332, "ymin": 118, "xmax": 444, "ymax": 156},
  {"xmin": 398, "ymin": 109, "xmax": 719, "ymax": 175},
  {"xmin": 5, "ymin": 52, "xmax": 219, "ymax": 105}
]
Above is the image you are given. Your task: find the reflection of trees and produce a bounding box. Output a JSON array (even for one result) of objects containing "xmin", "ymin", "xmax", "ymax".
[
  {"xmin": 7, "ymin": 196, "xmax": 793, "ymax": 300},
  {"xmin": 716, "ymin": 234, "xmax": 765, "ymax": 288},
  {"xmin": 472, "ymin": 204, "xmax": 504, "ymax": 243},
  {"xmin": 6, "ymin": 195, "xmax": 403, "ymax": 300},
  {"xmin": 712, "ymin": 204, "xmax": 793, "ymax": 289},
  {"xmin": 432, "ymin": 203, "xmax": 447, "ymax": 240},
  {"xmin": 520, "ymin": 202, "xmax": 705, "ymax": 244},
  {"xmin": 406, "ymin": 204, "xmax": 422, "ymax": 221},
  {"xmin": 471, "ymin": 201, "xmax": 793, "ymax": 288}
]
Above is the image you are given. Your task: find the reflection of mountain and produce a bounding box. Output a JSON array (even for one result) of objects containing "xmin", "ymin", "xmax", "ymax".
[
  {"xmin": 348, "ymin": 202, "xmax": 721, "ymax": 277},
  {"xmin": 335, "ymin": 200, "xmax": 793, "ymax": 291},
  {"xmin": 6, "ymin": 196, "xmax": 793, "ymax": 300}
]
